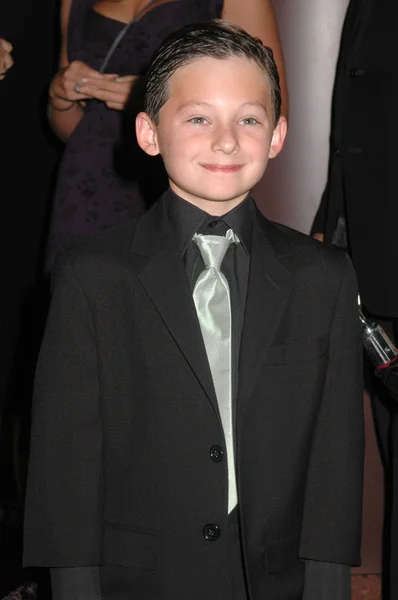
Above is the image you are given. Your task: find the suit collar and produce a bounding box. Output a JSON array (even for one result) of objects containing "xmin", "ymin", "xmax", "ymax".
[
  {"xmin": 130, "ymin": 196, "xmax": 295, "ymax": 418},
  {"xmin": 130, "ymin": 191, "xmax": 288, "ymax": 260}
]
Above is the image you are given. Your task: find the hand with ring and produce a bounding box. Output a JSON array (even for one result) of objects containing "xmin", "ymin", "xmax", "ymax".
[
  {"xmin": 49, "ymin": 60, "xmax": 118, "ymax": 109},
  {"xmin": 72, "ymin": 74, "xmax": 138, "ymax": 110}
]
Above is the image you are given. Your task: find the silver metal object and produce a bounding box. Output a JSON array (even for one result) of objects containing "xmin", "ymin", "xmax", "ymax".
[
  {"xmin": 74, "ymin": 84, "xmax": 81, "ymax": 94},
  {"xmin": 358, "ymin": 295, "xmax": 398, "ymax": 367}
]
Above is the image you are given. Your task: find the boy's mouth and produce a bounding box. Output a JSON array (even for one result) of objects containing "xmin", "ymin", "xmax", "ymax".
[{"xmin": 200, "ymin": 164, "xmax": 244, "ymax": 173}]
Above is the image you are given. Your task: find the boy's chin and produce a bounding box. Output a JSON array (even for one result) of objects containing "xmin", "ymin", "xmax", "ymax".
[
  {"xmin": 168, "ymin": 178, "xmax": 254, "ymax": 207},
  {"xmin": 201, "ymin": 189, "xmax": 252, "ymax": 204},
  {"xmin": 181, "ymin": 191, "xmax": 250, "ymax": 205},
  {"xmin": 188, "ymin": 185, "xmax": 251, "ymax": 203}
]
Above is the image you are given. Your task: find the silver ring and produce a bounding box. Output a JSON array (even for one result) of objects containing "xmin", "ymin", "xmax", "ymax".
[{"xmin": 74, "ymin": 83, "xmax": 81, "ymax": 94}]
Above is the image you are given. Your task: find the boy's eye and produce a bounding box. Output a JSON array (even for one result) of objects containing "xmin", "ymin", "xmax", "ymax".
[
  {"xmin": 188, "ymin": 117, "xmax": 208, "ymax": 124},
  {"xmin": 240, "ymin": 117, "xmax": 259, "ymax": 125}
]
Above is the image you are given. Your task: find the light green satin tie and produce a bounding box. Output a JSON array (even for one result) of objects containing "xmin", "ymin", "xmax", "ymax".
[{"xmin": 193, "ymin": 229, "xmax": 239, "ymax": 514}]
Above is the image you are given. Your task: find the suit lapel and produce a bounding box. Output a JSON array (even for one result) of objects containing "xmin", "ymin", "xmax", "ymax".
[
  {"xmin": 238, "ymin": 210, "xmax": 293, "ymax": 416},
  {"xmin": 131, "ymin": 198, "xmax": 219, "ymax": 416}
]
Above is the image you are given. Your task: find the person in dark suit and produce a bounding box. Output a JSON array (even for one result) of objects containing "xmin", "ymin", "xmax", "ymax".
[
  {"xmin": 24, "ymin": 20, "xmax": 364, "ymax": 600},
  {"xmin": 312, "ymin": 0, "xmax": 398, "ymax": 596}
]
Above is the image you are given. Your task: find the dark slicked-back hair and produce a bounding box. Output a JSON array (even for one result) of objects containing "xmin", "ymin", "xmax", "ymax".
[{"xmin": 144, "ymin": 20, "xmax": 282, "ymax": 126}]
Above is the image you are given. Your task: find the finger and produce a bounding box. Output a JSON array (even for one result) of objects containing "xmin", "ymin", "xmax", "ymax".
[
  {"xmin": 0, "ymin": 39, "xmax": 12, "ymax": 52},
  {"xmin": 78, "ymin": 84, "xmax": 126, "ymax": 105},
  {"xmin": 114, "ymin": 75, "xmax": 136, "ymax": 83},
  {"xmin": 52, "ymin": 82, "xmax": 92, "ymax": 102},
  {"xmin": 79, "ymin": 78, "xmax": 128, "ymax": 93},
  {"xmin": 4, "ymin": 54, "xmax": 13, "ymax": 70},
  {"xmin": 66, "ymin": 61, "xmax": 108, "ymax": 81},
  {"xmin": 53, "ymin": 71, "xmax": 85, "ymax": 99},
  {"xmin": 105, "ymin": 101, "xmax": 125, "ymax": 110}
]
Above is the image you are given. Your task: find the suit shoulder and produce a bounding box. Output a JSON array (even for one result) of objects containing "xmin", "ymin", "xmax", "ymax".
[
  {"xmin": 54, "ymin": 219, "xmax": 139, "ymax": 275},
  {"xmin": 263, "ymin": 218, "xmax": 356, "ymax": 293},
  {"xmin": 268, "ymin": 219, "xmax": 350, "ymax": 272}
]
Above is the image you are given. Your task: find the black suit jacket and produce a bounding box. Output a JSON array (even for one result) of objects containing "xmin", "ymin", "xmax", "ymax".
[
  {"xmin": 24, "ymin": 196, "xmax": 364, "ymax": 600},
  {"xmin": 312, "ymin": 0, "xmax": 398, "ymax": 317}
]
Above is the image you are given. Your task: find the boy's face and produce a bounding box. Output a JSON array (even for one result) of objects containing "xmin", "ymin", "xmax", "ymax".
[{"xmin": 136, "ymin": 56, "xmax": 287, "ymax": 215}]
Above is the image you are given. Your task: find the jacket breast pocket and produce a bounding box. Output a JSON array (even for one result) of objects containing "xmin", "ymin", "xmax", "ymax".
[
  {"xmin": 264, "ymin": 523, "xmax": 301, "ymax": 575},
  {"xmin": 103, "ymin": 522, "xmax": 161, "ymax": 571},
  {"xmin": 265, "ymin": 334, "xmax": 329, "ymax": 366}
]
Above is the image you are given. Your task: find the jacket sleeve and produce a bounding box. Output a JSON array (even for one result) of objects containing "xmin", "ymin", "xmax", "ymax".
[
  {"xmin": 23, "ymin": 249, "xmax": 103, "ymax": 566},
  {"xmin": 51, "ymin": 567, "xmax": 101, "ymax": 600},
  {"xmin": 299, "ymin": 252, "xmax": 364, "ymax": 566},
  {"xmin": 303, "ymin": 561, "xmax": 351, "ymax": 600}
]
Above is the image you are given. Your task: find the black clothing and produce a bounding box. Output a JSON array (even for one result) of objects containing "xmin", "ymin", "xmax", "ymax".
[
  {"xmin": 25, "ymin": 194, "xmax": 363, "ymax": 600},
  {"xmin": 312, "ymin": 0, "xmax": 398, "ymax": 317},
  {"xmin": 312, "ymin": 1, "xmax": 398, "ymax": 595}
]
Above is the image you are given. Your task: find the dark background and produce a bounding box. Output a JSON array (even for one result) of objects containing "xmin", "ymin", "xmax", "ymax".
[{"xmin": 0, "ymin": 0, "xmax": 60, "ymax": 596}]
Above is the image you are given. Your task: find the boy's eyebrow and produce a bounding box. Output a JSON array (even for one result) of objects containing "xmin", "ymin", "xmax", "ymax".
[
  {"xmin": 177, "ymin": 101, "xmax": 214, "ymax": 111},
  {"xmin": 241, "ymin": 101, "xmax": 268, "ymax": 113},
  {"xmin": 177, "ymin": 101, "xmax": 268, "ymax": 113}
]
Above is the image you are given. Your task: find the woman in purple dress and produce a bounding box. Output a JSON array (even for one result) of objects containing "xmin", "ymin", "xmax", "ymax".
[{"xmin": 46, "ymin": 0, "xmax": 288, "ymax": 268}]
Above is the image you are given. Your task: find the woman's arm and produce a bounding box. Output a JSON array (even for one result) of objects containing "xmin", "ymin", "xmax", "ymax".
[
  {"xmin": 48, "ymin": 0, "xmax": 136, "ymax": 142},
  {"xmin": 48, "ymin": 0, "xmax": 86, "ymax": 142},
  {"xmin": 222, "ymin": 0, "xmax": 289, "ymax": 119}
]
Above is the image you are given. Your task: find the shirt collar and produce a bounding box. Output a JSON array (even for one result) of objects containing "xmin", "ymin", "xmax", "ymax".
[{"xmin": 165, "ymin": 189, "xmax": 253, "ymax": 256}]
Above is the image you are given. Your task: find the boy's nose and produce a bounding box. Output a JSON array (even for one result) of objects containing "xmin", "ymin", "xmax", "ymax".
[{"xmin": 211, "ymin": 124, "xmax": 239, "ymax": 155}]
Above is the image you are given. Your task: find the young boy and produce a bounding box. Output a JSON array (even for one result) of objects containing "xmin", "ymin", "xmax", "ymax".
[{"xmin": 24, "ymin": 21, "xmax": 364, "ymax": 600}]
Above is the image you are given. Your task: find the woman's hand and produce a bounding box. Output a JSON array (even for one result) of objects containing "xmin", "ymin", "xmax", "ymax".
[
  {"xmin": 76, "ymin": 75, "xmax": 137, "ymax": 110},
  {"xmin": 49, "ymin": 60, "xmax": 118, "ymax": 109},
  {"xmin": 0, "ymin": 38, "xmax": 13, "ymax": 79},
  {"xmin": 50, "ymin": 61, "xmax": 136, "ymax": 111}
]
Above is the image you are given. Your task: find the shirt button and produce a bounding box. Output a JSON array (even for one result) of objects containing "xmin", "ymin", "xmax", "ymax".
[
  {"xmin": 210, "ymin": 445, "xmax": 224, "ymax": 462},
  {"xmin": 203, "ymin": 523, "xmax": 221, "ymax": 541},
  {"xmin": 208, "ymin": 220, "xmax": 219, "ymax": 228}
]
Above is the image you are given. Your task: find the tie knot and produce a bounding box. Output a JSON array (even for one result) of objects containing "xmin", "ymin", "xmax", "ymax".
[{"xmin": 193, "ymin": 229, "xmax": 239, "ymax": 270}]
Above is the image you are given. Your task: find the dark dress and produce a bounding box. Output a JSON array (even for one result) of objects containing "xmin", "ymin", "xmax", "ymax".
[{"xmin": 45, "ymin": 0, "xmax": 223, "ymax": 269}]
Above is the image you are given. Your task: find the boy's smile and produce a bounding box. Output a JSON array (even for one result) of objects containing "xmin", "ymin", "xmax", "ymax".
[{"xmin": 136, "ymin": 56, "xmax": 287, "ymax": 215}]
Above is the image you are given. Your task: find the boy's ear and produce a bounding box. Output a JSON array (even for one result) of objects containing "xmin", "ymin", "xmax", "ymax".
[
  {"xmin": 268, "ymin": 116, "xmax": 288, "ymax": 159},
  {"xmin": 135, "ymin": 112, "xmax": 160, "ymax": 156}
]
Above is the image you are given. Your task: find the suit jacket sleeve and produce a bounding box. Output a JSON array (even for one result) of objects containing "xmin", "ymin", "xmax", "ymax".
[
  {"xmin": 299, "ymin": 252, "xmax": 364, "ymax": 566},
  {"xmin": 51, "ymin": 567, "xmax": 101, "ymax": 600},
  {"xmin": 23, "ymin": 250, "xmax": 103, "ymax": 566},
  {"xmin": 303, "ymin": 561, "xmax": 351, "ymax": 600}
]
